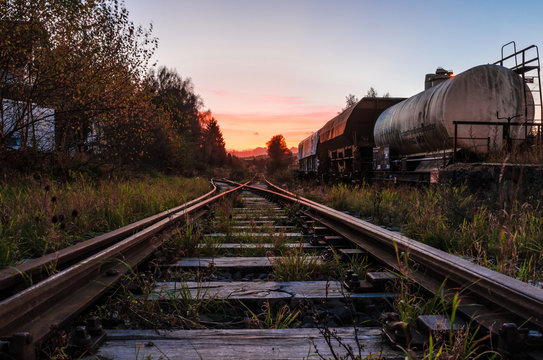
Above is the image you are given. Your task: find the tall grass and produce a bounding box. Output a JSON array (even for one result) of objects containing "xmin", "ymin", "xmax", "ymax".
[
  {"xmin": 300, "ymin": 181, "xmax": 543, "ymax": 284},
  {"xmin": 0, "ymin": 173, "xmax": 210, "ymax": 267},
  {"xmin": 271, "ymin": 244, "xmax": 323, "ymax": 281}
]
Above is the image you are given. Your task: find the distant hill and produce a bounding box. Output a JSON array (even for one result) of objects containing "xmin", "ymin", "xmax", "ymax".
[{"xmin": 229, "ymin": 147, "xmax": 297, "ymax": 159}]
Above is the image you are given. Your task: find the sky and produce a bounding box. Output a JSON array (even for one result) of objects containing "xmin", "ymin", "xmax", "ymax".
[{"xmin": 123, "ymin": 0, "xmax": 543, "ymax": 151}]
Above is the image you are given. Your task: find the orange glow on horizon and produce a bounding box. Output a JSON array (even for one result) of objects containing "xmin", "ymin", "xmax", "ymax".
[{"xmin": 215, "ymin": 109, "xmax": 338, "ymax": 151}]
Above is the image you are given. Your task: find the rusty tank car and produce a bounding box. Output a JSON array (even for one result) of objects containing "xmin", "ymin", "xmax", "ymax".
[{"xmin": 374, "ymin": 64, "xmax": 534, "ymax": 158}]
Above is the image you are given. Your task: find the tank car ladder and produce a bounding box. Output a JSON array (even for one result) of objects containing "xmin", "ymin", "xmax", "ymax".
[{"xmin": 494, "ymin": 41, "xmax": 542, "ymax": 140}]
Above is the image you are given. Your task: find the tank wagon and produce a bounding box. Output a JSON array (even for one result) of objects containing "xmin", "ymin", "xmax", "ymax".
[
  {"xmin": 373, "ymin": 64, "xmax": 534, "ymax": 178},
  {"xmin": 299, "ymin": 43, "xmax": 542, "ymax": 183}
]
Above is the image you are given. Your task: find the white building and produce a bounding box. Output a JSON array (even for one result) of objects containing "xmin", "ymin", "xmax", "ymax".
[{"xmin": 1, "ymin": 98, "xmax": 55, "ymax": 151}]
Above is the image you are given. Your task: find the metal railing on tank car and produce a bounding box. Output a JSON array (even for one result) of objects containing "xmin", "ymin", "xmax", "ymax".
[{"xmin": 451, "ymin": 120, "xmax": 542, "ymax": 163}]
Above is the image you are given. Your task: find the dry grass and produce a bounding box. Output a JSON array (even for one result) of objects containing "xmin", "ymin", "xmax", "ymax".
[
  {"xmin": 0, "ymin": 173, "xmax": 210, "ymax": 267},
  {"xmin": 295, "ymin": 180, "xmax": 543, "ymax": 285}
]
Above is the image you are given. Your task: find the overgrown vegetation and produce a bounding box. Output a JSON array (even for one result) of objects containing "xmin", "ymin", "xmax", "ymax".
[
  {"xmin": 243, "ymin": 300, "xmax": 301, "ymax": 329},
  {"xmin": 94, "ymin": 268, "xmax": 226, "ymax": 330},
  {"xmin": 271, "ymin": 244, "xmax": 324, "ymax": 281},
  {"xmin": 0, "ymin": 173, "xmax": 209, "ymax": 267},
  {"xmin": 296, "ymin": 180, "xmax": 543, "ymax": 284},
  {"xmin": 389, "ymin": 249, "xmax": 498, "ymax": 360},
  {"xmin": 0, "ymin": 0, "xmax": 231, "ymax": 175}
]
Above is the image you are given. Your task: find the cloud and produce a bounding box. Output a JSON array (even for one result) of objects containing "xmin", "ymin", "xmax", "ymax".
[{"xmin": 253, "ymin": 132, "xmax": 259, "ymax": 135}]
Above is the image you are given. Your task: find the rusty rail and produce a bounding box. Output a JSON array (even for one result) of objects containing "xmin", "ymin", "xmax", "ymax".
[
  {"xmin": 237, "ymin": 178, "xmax": 543, "ymax": 331},
  {"xmin": 0, "ymin": 181, "xmax": 219, "ymax": 294},
  {"xmin": 0, "ymin": 179, "xmax": 247, "ymax": 358}
]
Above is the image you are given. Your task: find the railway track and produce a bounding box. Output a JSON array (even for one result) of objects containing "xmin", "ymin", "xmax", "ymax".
[{"xmin": 1, "ymin": 179, "xmax": 543, "ymax": 359}]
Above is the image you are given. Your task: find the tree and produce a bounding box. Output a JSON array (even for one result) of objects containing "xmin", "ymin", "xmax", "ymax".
[
  {"xmin": 366, "ymin": 87, "xmax": 378, "ymax": 97},
  {"xmin": 144, "ymin": 66, "xmax": 208, "ymax": 171},
  {"xmin": 345, "ymin": 94, "xmax": 359, "ymax": 108},
  {"xmin": 147, "ymin": 66, "xmax": 202, "ymax": 138},
  {"xmin": 266, "ymin": 134, "xmax": 292, "ymax": 173},
  {"xmin": 341, "ymin": 94, "xmax": 359, "ymax": 112},
  {"xmin": 201, "ymin": 113, "xmax": 226, "ymax": 165},
  {"xmin": 0, "ymin": 0, "xmax": 158, "ymax": 165}
]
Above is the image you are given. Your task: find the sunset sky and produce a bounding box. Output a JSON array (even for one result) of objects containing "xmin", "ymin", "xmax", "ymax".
[{"xmin": 124, "ymin": 0, "xmax": 543, "ymax": 151}]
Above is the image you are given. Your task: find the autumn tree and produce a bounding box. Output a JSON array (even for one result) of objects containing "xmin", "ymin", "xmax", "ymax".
[
  {"xmin": 147, "ymin": 66, "xmax": 202, "ymax": 138},
  {"xmin": 266, "ymin": 134, "xmax": 292, "ymax": 173},
  {"xmin": 0, "ymin": 0, "xmax": 158, "ymax": 165},
  {"xmin": 0, "ymin": 0, "xmax": 229, "ymax": 174},
  {"xmin": 145, "ymin": 66, "xmax": 207, "ymax": 171},
  {"xmin": 201, "ymin": 113, "xmax": 227, "ymax": 165}
]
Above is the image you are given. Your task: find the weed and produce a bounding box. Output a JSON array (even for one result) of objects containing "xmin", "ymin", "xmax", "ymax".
[
  {"xmin": 327, "ymin": 247, "xmax": 369, "ymax": 281},
  {"xmin": 243, "ymin": 301, "xmax": 300, "ymax": 329},
  {"xmin": 95, "ymin": 268, "xmax": 223, "ymax": 329},
  {"xmin": 166, "ymin": 223, "xmax": 202, "ymax": 257},
  {"xmin": 271, "ymin": 244, "xmax": 323, "ymax": 281},
  {"xmin": 198, "ymin": 236, "xmax": 224, "ymax": 257},
  {"xmin": 297, "ymin": 181, "xmax": 543, "ymax": 285}
]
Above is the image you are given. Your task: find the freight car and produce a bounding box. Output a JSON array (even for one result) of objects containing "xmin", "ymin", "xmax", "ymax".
[
  {"xmin": 373, "ymin": 64, "xmax": 534, "ymax": 181},
  {"xmin": 298, "ymin": 97, "xmax": 405, "ymax": 180},
  {"xmin": 299, "ymin": 43, "xmax": 542, "ymax": 183}
]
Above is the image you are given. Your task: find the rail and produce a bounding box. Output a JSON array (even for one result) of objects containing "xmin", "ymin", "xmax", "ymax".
[
  {"xmin": 241, "ymin": 179, "xmax": 543, "ymax": 331},
  {"xmin": 0, "ymin": 181, "xmax": 219, "ymax": 294},
  {"xmin": 0, "ymin": 179, "xmax": 248, "ymax": 358}
]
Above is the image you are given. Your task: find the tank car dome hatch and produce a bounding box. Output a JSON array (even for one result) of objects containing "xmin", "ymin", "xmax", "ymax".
[
  {"xmin": 425, "ymin": 67, "xmax": 454, "ymax": 90},
  {"xmin": 374, "ymin": 64, "xmax": 534, "ymax": 157}
]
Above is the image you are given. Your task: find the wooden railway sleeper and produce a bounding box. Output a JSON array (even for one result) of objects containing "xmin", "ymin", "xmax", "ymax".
[{"xmin": 0, "ymin": 181, "xmax": 247, "ymax": 360}]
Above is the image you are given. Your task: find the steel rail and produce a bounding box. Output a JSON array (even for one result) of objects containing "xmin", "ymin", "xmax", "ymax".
[
  {"xmin": 0, "ymin": 180, "xmax": 247, "ymax": 357},
  {"xmin": 0, "ymin": 181, "xmax": 219, "ymax": 294},
  {"xmin": 242, "ymin": 179, "xmax": 543, "ymax": 330}
]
